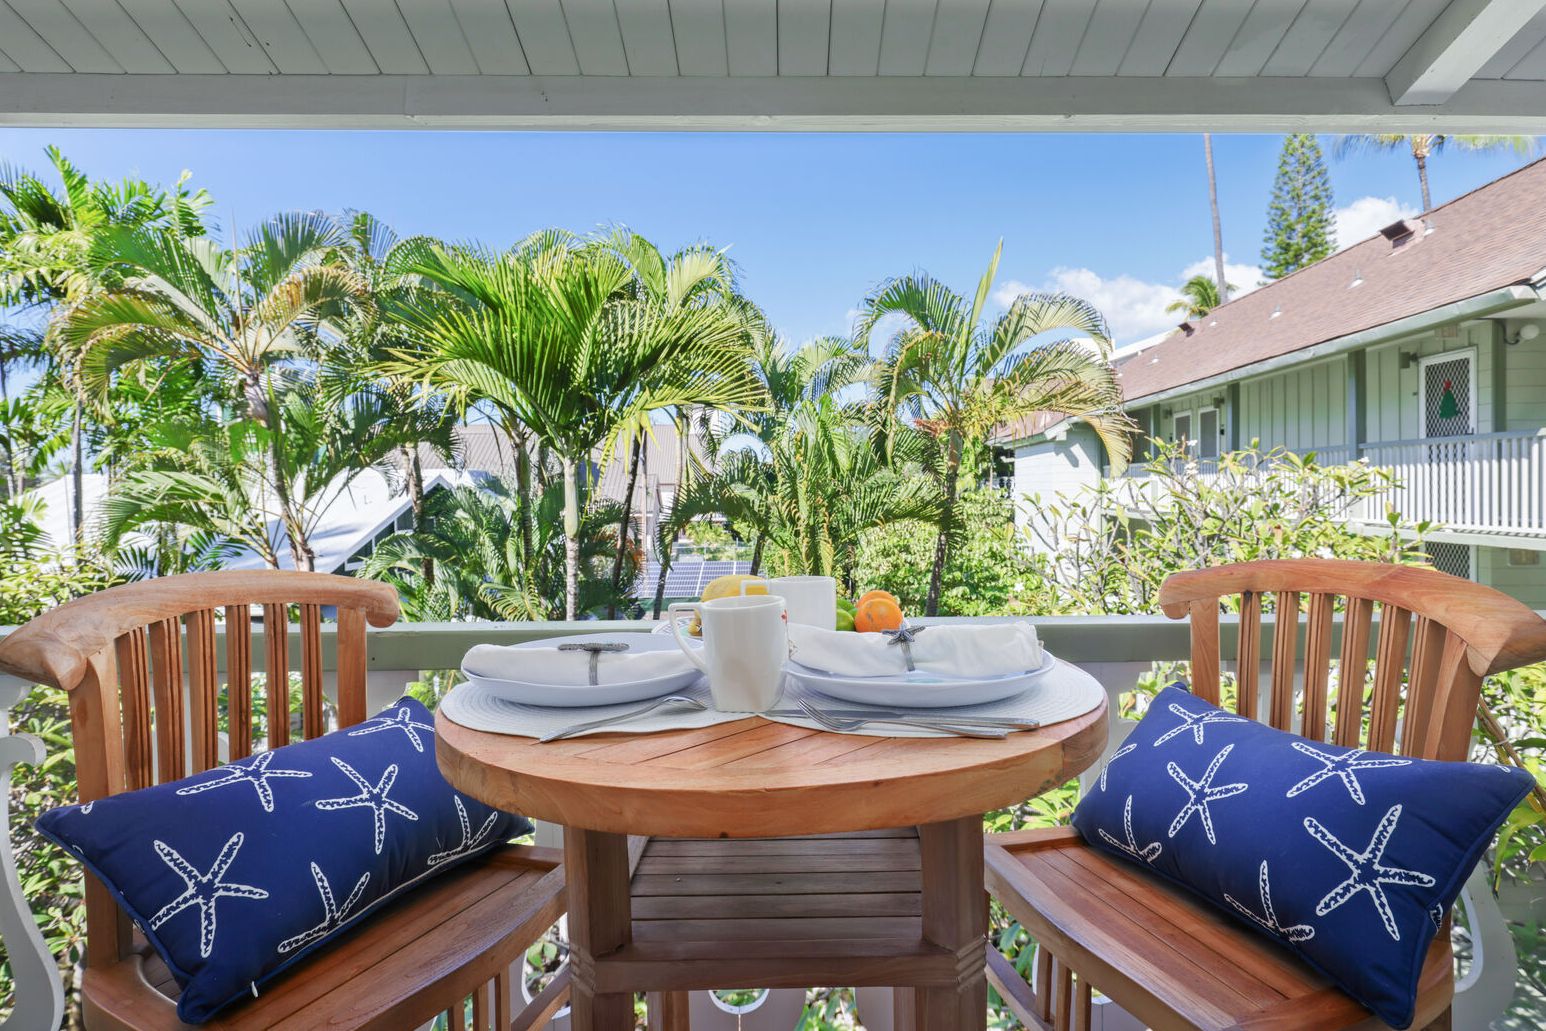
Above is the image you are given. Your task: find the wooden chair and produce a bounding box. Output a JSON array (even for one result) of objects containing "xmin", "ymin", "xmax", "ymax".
[
  {"xmin": 985, "ymin": 559, "xmax": 1546, "ymax": 1031},
  {"xmin": 0, "ymin": 571, "xmax": 569, "ymax": 1031}
]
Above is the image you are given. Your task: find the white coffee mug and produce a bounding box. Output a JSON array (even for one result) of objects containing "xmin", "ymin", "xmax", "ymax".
[
  {"xmin": 765, "ymin": 575, "xmax": 837, "ymax": 629},
  {"xmin": 668, "ymin": 595, "xmax": 788, "ymax": 713}
]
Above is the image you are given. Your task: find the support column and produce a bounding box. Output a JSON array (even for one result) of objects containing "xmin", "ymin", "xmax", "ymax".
[
  {"xmin": 565, "ymin": 827, "xmax": 635, "ymax": 1031},
  {"xmin": 915, "ymin": 816, "xmax": 987, "ymax": 1031}
]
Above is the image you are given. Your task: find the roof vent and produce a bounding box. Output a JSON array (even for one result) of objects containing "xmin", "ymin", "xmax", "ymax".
[
  {"xmin": 1350, "ymin": 269, "xmax": 1363, "ymax": 288},
  {"xmin": 1379, "ymin": 219, "xmax": 1420, "ymax": 246},
  {"xmin": 1270, "ymin": 305, "xmax": 1282, "ymax": 319},
  {"xmin": 1178, "ymin": 320, "xmax": 1196, "ymax": 336}
]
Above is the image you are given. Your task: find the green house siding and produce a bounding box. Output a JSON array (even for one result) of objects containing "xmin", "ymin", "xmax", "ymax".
[{"xmin": 1237, "ymin": 357, "xmax": 1349, "ymax": 451}]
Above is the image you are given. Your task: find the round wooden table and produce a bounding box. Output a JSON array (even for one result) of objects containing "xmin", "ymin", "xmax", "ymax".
[{"xmin": 437, "ymin": 697, "xmax": 1107, "ymax": 1031}]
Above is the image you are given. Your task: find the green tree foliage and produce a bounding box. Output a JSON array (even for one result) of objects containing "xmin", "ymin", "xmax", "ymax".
[{"xmin": 1261, "ymin": 134, "xmax": 1336, "ymax": 280}]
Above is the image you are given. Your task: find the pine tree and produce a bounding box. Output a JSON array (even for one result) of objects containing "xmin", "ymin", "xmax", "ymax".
[{"xmin": 1261, "ymin": 134, "xmax": 1336, "ymax": 280}]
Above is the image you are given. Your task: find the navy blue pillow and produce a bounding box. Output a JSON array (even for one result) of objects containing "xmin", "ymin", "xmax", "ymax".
[
  {"xmin": 1073, "ymin": 683, "xmax": 1531, "ymax": 1030},
  {"xmin": 36, "ymin": 696, "xmax": 531, "ymax": 1024}
]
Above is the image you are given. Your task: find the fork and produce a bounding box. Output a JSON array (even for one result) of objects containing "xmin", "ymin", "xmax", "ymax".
[
  {"xmin": 539, "ymin": 694, "xmax": 707, "ymax": 742},
  {"xmin": 797, "ymin": 698, "xmax": 1009, "ymax": 739}
]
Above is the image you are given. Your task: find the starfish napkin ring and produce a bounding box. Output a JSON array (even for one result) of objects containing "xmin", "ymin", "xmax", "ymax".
[
  {"xmin": 559, "ymin": 641, "xmax": 630, "ymax": 685},
  {"xmin": 881, "ymin": 624, "xmax": 924, "ymax": 672}
]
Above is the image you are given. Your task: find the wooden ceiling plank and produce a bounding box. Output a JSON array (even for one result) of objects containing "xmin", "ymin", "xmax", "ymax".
[
  {"xmin": 340, "ymin": 0, "xmax": 428, "ymax": 73},
  {"xmin": 924, "ymin": 0, "xmax": 988, "ymax": 75},
  {"xmin": 398, "ymin": 0, "xmax": 480, "ymax": 74},
  {"xmin": 1071, "ymin": 0, "xmax": 1145, "ymax": 76},
  {"xmin": 1476, "ymin": 8, "xmax": 1546, "ymax": 79},
  {"xmin": 1308, "ymin": 0, "xmax": 1408, "ymax": 78},
  {"xmin": 1022, "ymin": 0, "xmax": 1096, "ymax": 76},
  {"xmin": 117, "ymin": 0, "xmax": 225, "ymax": 73},
  {"xmin": 1118, "ymin": 0, "xmax": 1205, "ymax": 76},
  {"xmin": 0, "ymin": 47, "xmax": 17, "ymax": 73},
  {"xmin": 60, "ymin": 0, "xmax": 175, "ymax": 73},
  {"xmin": 1213, "ymin": 0, "xmax": 1308, "ymax": 77},
  {"xmin": 1501, "ymin": 30, "xmax": 1546, "ymax": 81},
  {"xmin": 970, "ymin": 0, "xmax": 1040, "ymax": 76},
  {"xmin": 226, "ymin": 0, "xmax": 326, "ymax": 73},
  {"xmin": 670, "ymin": 0, "xmax": 729, "ymax": 76},
  {"xmin": 1352, "ymin": 0, "xmax": 1442, "ymax": 76},
  {"xmin": 6, "ymin": 0, "xmax": 122, "ymax": 72},
  {"xmin": 724, "ymin": 0, "xmax": 777, "ymax": 75},
  {"xmin": 828, "ymin": 0, "xmax": 883, "ymax": 75},
  {"xmin": 878, "ymin": 0, "xmax": 937, "ymax": 76},
  {"xmin": 558, "ymin": 0, "xmax": 626, "ymax": 75},
  {"xmin": 286, "ymin": 0, "xmax": 377, "ymax": 75},
  {"xmin": 617, "ymin": 0, "xmax": 680, "ymax": 76},
  {"xmin": 1387, "ymin": 0, "xmax": 1546, "ymax": 105},
  {"xmin": 0, "ymin": 2, "xmax": 72, "ymax": 72},
  {"xmin": 1263, "ymin": 0, "xmax": 1358, "ymax": 76},
  {"xmin": 448, "ymin": 0, "xmax": 528, "ymax": 74},
  {"xmin": 1167, "ymin": 0, "xmax": 1253, "ymax": 75},
  {"xmin": 778, "ymin": 0, "xmax": 831, "ymax": 75},
  {"xmin": 510, "ymin": 0, "xmax": 580, "ymax": 75},
  {"xmin": 171, "ymin": 0, "xmax": 275, "ymax": 73}
]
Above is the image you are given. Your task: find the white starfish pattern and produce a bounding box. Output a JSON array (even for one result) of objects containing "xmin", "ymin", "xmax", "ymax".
[
  {"xmin": 1285, "ymin": 742, "xmax": 1411, "ymax": 806},
  {"xmin": 1097, "ymin": 795, "xmax": 1163, "ymax": 863},
  {"xmin": 314, "ymin": 757, "xmax": 419, "ymax": 854},
  {"xmin": 1098, "ymin": 742, "xmax": 1137, "ymax": 791},
  {"xmin": 347, "ymin": 706, "xmax": 435, "ymax": 753},
  {"xmin": 1225, "ymin": 860, "xmax": 1316, "ymax": 943},
  {"xmin": 1304, "ymin": 804, "xmax": 1436, "ymax": 941},
  {"xmin": 277, "ymin": 862, "xmax": 371, "ymax": 954},
  {"xmin": 148, "ymin": 833, "xmax": 269, "ymax": 959},
  {"xmin": 1152, "ymin": 703, "xmax": 1249, "ymax": 748},
  {"xmin": 427, "ymin": 796, "xmax": 503, "ymax": 867},
  {"xmin": 174, "ymin": 751, "xmax": 312, "ymax": 813},
  {"xmin": 1165, "ymin": 744, "xmax": 1249, "ymax": 845}
]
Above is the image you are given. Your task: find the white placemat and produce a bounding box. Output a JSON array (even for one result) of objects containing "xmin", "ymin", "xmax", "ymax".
[{"xmin": 439, "ymin": 659, "xmax": 1104, "ymax": 741}]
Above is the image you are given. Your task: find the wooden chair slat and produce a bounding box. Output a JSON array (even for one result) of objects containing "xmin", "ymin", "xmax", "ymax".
[
  {"xmin": 1187, "ymin": 599, "xmax": 1221, "ymax": 704},
  {"xmin": 1034, "ymin": 943, "xmax": 1053, "ymax": 1023},
  {"xmin": 1055, "ymin": 959, "xmax": 1073, "ymax": 1030},
  {"xmin": 185, "ymin": 609, "xmax": 220, "ymax": 773},
  {"xmin": 263, "ymin": 603, "xmax": 290, "ymax": 749},
  {"xmin": 1369, "ymin": 604, "xmax": 1412, "ymax": 753},
  {"xmin": 1269, "ymin": 590, "xmax": 1300, "ymax": 731},
  {"xmin": 1235, "ymin": 591, "xmax": 1261, "ymax": 719},
  {"xmin": 1302, "ymin": 593, "xmax": 1334, "ymax": 742},
  {"xmin": 1418, "ymin": 635, "xmax": 1485, "ymax": 763},
  {"xmin": 1334, "ymin": 595, "xmax": 1374, "ymax": 749},
  {"xmin": 495, "ymin": 968, "xmax": 513, "ymax": 1031},
  {"xmin": 226, "ymin": 604, "xmax": 253, "ymax": 761},
  {"xmin": 1076, "ymin": 977, "xmax": 1093, "ymax": 1031},
  {"xmin": 300, "ymin": 603, "xmax": 325, "ymax": 739},
  {"xmin": 147, "ymin": 618, "xmax": 186, "ymax": 784},
  {"xmin": 1402, "ymin": 617, "xmax": 1447, "ymax": 756},
  {"xmin": 472, "ymin": 980, "xmax": 490, "ymax": 1031},
  {"xmin": 337, "ymin": 607, "xmax": 368, "ymax": 728},
  {"xmin": 115, "ymin": 628, "xmax": 154, "ymax": 792},
  {"xmin": 449, "ymin": 999, "xmax": 466, "ymax": 1031}
]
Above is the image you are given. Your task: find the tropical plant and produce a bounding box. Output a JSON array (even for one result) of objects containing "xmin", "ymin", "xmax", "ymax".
[
  {"xmin": 860, "ymin": 242, "xmax": 1133, "ymax": 615},
  {"xmin": 1261, "ymin": 134, "xmax": 1336, "ymax": 279},
  {"xmin": 386, "ymin": 233, "xmax": 763, "ymax": 619},
  {"xmin": 0, "ymin": 387, "xmax": 67, "ymax": 500},
  {"xmin": 1165, "ymin": 274, "xmax": 1231, "ymax": 318},
  {"xmin": 1332, "ymin": 134, "xmax": 1537, "ymax": 212}
]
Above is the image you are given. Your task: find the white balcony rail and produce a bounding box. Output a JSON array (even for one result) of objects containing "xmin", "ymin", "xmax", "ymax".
[{"xmin": 0, "ymin": 613, "xmax": 1533, "ymax": 1029}]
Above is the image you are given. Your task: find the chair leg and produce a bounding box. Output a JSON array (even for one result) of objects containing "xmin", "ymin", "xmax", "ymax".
[{"xmin": 646, "ymin": 990, "xmax": 691, "ymax": 1031}]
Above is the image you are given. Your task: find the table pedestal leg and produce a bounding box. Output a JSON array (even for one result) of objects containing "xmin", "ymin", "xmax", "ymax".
[
  {"xmin": 916, "ymin": 815, "xmax": 987, "ymax": 1031},
  {"xmin": 566, "ymin": 826, "xmax": 635, "ymax": 1031}
]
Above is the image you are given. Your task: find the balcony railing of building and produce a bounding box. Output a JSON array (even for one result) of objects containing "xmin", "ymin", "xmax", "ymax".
[
  {"xmin": 0, "ymin": 614, "xmax": 1533, "ymax": 1030},
  {"xmin": 1092, "ymin": 429, "xmax": 1546, "ymax": 538}
]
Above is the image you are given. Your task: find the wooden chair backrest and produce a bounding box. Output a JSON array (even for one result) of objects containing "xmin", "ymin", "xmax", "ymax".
[
  {"xmin": 1158, "ymin": 559, "xmax": 1546, "ymax": 763},
  {"xmin": 0, "ymin": 570, "xmax": 399, "ymax": 970}
]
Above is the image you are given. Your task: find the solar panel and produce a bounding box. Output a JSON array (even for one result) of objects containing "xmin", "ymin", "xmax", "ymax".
[{"xmin": 631, "ymin": 559, "xmax": 751, "ymax": 600}]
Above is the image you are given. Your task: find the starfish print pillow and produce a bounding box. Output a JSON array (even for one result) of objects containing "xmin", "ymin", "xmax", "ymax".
[
  {"xmin": 35, "ymin": 696, "xmax": 531, "ymax": 1024},
  {"xmin": 1072, "ymin": 684, "xmax": 1533, "ymax": 1030}
]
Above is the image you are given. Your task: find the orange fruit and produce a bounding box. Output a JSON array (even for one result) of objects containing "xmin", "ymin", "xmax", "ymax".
[
  {"xmin": 856, "ymin": 589, "xmax": 899, "ymax": 610},
  {"xmin": 854, "ymin": 597, "xmax": 905, "ymax": 633}
]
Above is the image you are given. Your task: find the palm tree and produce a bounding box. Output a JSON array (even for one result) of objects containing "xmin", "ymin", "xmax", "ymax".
[
  {"xmin": 1203, "ymin": 133, "xmax": 1229, "ymax": 303},
  {"xmin": 61, "ymin": 213, "xmax": 367, "ymax": 569},
  {"xmin": 860, "ymin": 242, "xmax": 1134, "ymax": 616},
  {"xmin": 388, "ymin": 235, "xmax": 764, "ymax": 619},
  {"xmin": 1166, "ymin": 274, "xmax": 1230, "ymax": 318},
  {"xmin": 1332, "ymin": 134, "xmax": 1537, "ymax": 212}
]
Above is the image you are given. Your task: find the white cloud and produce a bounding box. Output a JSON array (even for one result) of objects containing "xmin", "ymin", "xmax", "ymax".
[
  {"xmin": 1180, "ymin": 257, "xmax": 1265, "ymax": 298},
  {"xmin": 1334, "ymin": 196, "xmax": 1418, "ymax": 250}
]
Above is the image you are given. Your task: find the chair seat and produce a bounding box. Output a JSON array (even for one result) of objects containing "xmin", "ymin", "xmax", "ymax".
[
  {"xmin": 985, "ymin": 828, "xmax": 1454, "ymax": 1031},
  {"xmin": 82, "ymin": 844, "xmax": 567, "ymax": 1031}
]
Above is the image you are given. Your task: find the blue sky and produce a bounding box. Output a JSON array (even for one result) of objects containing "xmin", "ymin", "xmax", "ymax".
[{"xmin": 0, "ymin": 129, "xmax": 1535, "ymax": 345}]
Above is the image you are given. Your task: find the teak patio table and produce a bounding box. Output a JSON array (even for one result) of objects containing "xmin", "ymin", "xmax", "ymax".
[{"xmin": 436, "ymin": 702, "xmax": 1107, "ymax": 1031}]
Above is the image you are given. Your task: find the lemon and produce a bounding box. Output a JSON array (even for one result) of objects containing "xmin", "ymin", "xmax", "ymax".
[{"xmin": 701, "ymin": 574, "xmax": 768, "ymax": 602}]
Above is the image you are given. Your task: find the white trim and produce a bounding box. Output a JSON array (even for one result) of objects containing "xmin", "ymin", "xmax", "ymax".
[
  {"xmin": 1386, "ymin": 0, "xmax": 1546, "ymax": 106},
  {"xmin": 1417, "ymin": 347, "xmax": 1479, "ymax": 438}
]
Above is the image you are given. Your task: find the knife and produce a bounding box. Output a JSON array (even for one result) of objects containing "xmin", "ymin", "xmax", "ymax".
[{"xmin": 764, "ymin": 708, "xmax": 1040, "ymax": 729}]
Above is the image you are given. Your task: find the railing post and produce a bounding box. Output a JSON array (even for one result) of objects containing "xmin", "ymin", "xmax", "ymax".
[{"xmin": 0, "ymin": 675, "xmax": 66, "ymax": 1031}]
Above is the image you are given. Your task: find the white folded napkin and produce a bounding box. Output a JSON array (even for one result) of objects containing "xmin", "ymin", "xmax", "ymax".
[
  {"xmin": 462, "ymin": 642, "xmax": 695, "ymax": 686},
  {"xmin": 787, "ymin": 622, "xmax": 1042, "ymax": 678}
]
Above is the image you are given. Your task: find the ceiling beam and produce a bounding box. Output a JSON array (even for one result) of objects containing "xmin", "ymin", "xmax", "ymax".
[
  {"xmin": 1386, "ymin": 0, "xmax": 1546, "ymax": 107},
  {"xmin": 8, "ymin": 73, "xmax": 1546, "ymax": 132}
]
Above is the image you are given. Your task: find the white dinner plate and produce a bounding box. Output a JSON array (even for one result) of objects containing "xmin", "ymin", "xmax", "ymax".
[
  {"xmin": 785, "ymin": 650, "xmax": 1059, "ymax": 708},
  {"xmin": 459, "ymin": 632, "xmax": 702, "ymax": 708}
]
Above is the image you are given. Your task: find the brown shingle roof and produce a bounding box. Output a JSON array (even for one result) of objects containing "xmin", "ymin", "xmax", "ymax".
[{"xmin": 1115, "ymin": 157, "xmax": 1546, "ymax": 405}]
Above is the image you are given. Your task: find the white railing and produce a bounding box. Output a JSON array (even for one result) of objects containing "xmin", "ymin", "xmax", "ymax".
[{"xmin": 0, "ymin": 614, "xmax": 1531, "ymax": 1029}]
